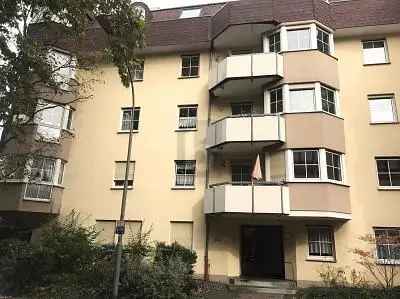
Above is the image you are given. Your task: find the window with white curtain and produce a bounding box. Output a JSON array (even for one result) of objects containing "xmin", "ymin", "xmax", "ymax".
[
  {"xmin": 368, "ymin": 95, "xmax": 397, "ymax": 123},
  {"xmin": 289, "ymin": 89, "xmax": 315, "ymax": 112},
  {"xmin": 175, "ymin": 160, "xmax": 196, "ymax": 187},
  {"xmin": 36, "ymin": 102, "xmax": 64, "ymax": 140},
  {"xmin": 25, "ymin": 157, "xmax": 56, "ymax": 200},
  {"xmin": 308, "ymin": 227, "xmax": 335, "ymax": 258},
  {"xmin": 113, "ymin": 161, "xmax": 135, "ymax": 187},
  {"xmin": 362, "ymin": 40, "xmax": 389, "ymax": 65},
  {"xmin": 287, "ymin": 29, "xmax": 311, "ymax": 51},
  {"xmin": 374, "ymin": 228, "xmax": 400, "ymax": 262}
]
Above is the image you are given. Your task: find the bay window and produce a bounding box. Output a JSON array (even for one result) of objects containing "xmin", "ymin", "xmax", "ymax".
[{"xmin": 287, "ymin": 29, "xmax": 311, "ymax": 51}]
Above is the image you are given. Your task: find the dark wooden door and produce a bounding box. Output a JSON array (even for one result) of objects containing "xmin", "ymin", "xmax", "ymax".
[{"xmin": 241, "ymin": 226, "xmax": 285, "ymax": 279}]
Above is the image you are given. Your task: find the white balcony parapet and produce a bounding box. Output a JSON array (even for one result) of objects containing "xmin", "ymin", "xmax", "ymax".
[
  {"xmin": 209, "ymin": 52, "xmax": 284, "ymax": 90},
  {"xmin": 206, "ymin": 114, "xmax": 286, "ymax": 149},
  {"xmin": 204, "ymin": 183, "xmax": 290, "ymax": 215}
]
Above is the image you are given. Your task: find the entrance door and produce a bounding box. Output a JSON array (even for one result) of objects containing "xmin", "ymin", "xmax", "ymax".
[{"xmin": 241, "ymin": 226, "xmax": 285, "ymax": 279}]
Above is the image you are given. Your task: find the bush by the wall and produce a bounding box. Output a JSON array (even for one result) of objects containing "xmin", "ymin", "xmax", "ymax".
[{"xmin": 298, "ymin": 287, "xmax": 400, "ymax": 299}]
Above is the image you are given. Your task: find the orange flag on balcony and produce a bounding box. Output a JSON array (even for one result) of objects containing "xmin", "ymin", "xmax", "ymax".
[{"xmin": 251, "ymin": 154, "xmax": 263, "ymax": 181}]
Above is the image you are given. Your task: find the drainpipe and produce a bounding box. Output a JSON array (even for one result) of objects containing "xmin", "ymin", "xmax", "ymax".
[{"xmin": 204, "ymin": 214, "xmax": 210, "ymax": 281}]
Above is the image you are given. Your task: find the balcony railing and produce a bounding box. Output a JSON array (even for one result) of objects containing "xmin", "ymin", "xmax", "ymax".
[
  {"xmin": 209, "ymin": 52, "xmax": 283, "ymax": 91},
  {"xmin": 206, "ymin": 114, "xmax": 286, "ymax": 149},
  {"xmin": 204, "ymin": 182, "xmax": 290, "ymax": 215}
]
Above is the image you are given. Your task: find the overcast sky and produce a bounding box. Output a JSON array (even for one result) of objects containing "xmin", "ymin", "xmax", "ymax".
[{"xmin": 142, "ymin": 0, "xmax": 232, "ymax": 10}]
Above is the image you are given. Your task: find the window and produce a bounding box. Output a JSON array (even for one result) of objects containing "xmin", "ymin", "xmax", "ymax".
[
  {"xmin": 36, "ymin": 102, "xmax": 65, "ymax": 140},
  {"xmin": 178, "ymin": 105, "xmax": 197, "ymax": 129},
  {"xmin": 376, "ymin": 158, "xmax": 400, "ymax": 187},
  {"xmin": 25, "ymin": 157, "xmax": 56, "ymax": 200},
  {"xmin": 293, "ymin": 150, "xmax": 320, "ymax": 179},
  {"xmin": 375, "ymin": 228, "xmax": 400, "ymax": 262},
  {"xmin": 133, "ymin": 60, "xmax": 144, "ymax": 81},
  {"xmin": 123, "ymin": 221, "xmax": 142, "ymax": 243},
  {"xmin": 270, "ymin": 88, "xmax": 283, "ymax": 114},
  {"xmin": 58, "ymin": 161, "xmax": 65, "ymax": 185},
  {"xmin": 113, "ymin": 161, "xmax": 135, "ymax": 187},
  {"xmin": 181, "ymin": 55, "xmax": 200, "ymax": 78},
  {"xmin": 363, "ymin": 40, "xmax": 388, "ymax": 65},
  {"xmin": 368, "ymin": 95, "xmax": 397, "ymax": 123},
  {"xmin": 289, "ymin": 89, "xmax": 315, "ymax": 112},
  {"xmin": 321, "ymin": 86, "xmax": 336, "ymax": 114},
  {"xmin": 96, "ymin": 220, "xmax": 116, "ymax": 244},
  {"xmin": 180, "ymin": 9, "xmax": 201, "ymax": 19},
  {"xmin": 231, "ymin": 103, "xmax": 253, "ymax": 116},
  {"xmin": 326, "ymin": 151, "xmax": 342, "ymax": 181},
  {"xmin": 308, "ymin": 227, "xmax": 335, "ymax": 258},
  {"xmin": 231, "ymin": 161, "xmax": 252, "ymax": 184},
  {"xmin": 48, "ymin": 49, "xmax": 76, "ymax": 90},
  {"xmin": 171, "ymin": 222, "xmax": 193, "ymax": 249},
  {"xmin": 287, "ymin": 29, "xmax": 311, "ymax": 51},
  {"xmin": 175, "ymin": 160, "xmax": 196, "ymax": 187},
  {"xmin": 317, "ymin": 28, "xmax": 330, "ymax": 54},
  {"xmin": 121, "ymin": 107, "xmax": 140, "ymax": 131},
  {"xmin": 269, "ymin": 32, "xmax": 281, "ymax": 53}
]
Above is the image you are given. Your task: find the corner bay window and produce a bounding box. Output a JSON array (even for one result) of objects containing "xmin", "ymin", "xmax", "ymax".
[
  {"xmin": 25, "ymin": 158, "xmax": 56, "ymax": 200},
  {"xmin": 293, "ymin": 150, "xmax": 320, "ymax": 179},
  {"xmin": 376, "ymin": 158, "xmax": 400, "ymax": 187},
  {"xmin": 181, "ymin": 55, "xmax": 200, "ymax": 78},
  {"xmin": 321, "ymin": 86, "xmax": 336, "ymax": 114},
  {"xmin": 287, "ymin": 29, "xmax": 311, "ymax": 51},
  {"xmin": 308, "ymin": 227, "xmax": 335, "ymax": 258},
  {"xmin": 269, "ymin": 32, "xmax": 281, "ymax": 53},
  {"xmin": 317, "ymin": 28, "xmax": 330, "ymax": 54},
  {"xmin": 175, "ymin": 160, "xmax": 196, "ymax": 187},
  {"xmin": 375, "ymin": 228, "xmax": 400, "ymax": 262},
  {"xmin": 291, "ymin": 149, "xmax": 344, "ymax": 182},
  {"xmin": 121, "ymin": 107, "xmax": 140, "ymax": 131},
  {"xmin": 326, "ymin": 151, "xmax": 342, "ymax": 181},
  {"xmin": 114, "ymin": 161, "xmax": 135, "ymax": 187}
]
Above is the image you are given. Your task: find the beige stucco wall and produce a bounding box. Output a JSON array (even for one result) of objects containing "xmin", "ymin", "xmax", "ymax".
[{"xmin": 61, "ymin": 53, "xmax": 210, "ymax": 273}]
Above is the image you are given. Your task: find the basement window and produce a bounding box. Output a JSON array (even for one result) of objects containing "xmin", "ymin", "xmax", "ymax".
[{"xmin": 180, "ymin": 9, "xmax": 201, "ymax": 19}]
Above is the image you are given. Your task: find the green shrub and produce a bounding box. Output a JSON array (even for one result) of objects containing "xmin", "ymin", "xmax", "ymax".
[{"xmin": 298, "ymin": 287, "xmax": 400, "ymax": 299}]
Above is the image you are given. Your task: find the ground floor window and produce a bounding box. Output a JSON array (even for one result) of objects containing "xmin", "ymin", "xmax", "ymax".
[
  {"xmin": 374, "ymin": 228, "xmax": 400, "ymax": 262},
  {"xmin": 308, "ymin": 227, "xmax": 335, "ymax": 258},
  {"xmin": 170, "ymin": 221, "xmax": 193, "ymax": 249}
]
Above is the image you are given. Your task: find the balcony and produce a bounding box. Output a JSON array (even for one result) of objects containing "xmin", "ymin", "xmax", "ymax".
[
  {"xmin": 209, "ymin": 53, "xmax": 283, "ymax": 98},
  {"xmin": 204, "ymin": 183, "xmax": 290, "ymax": 215},
  {"xmin": 206, "ymin": 114, "xmax": 285, "ymax": 153}
]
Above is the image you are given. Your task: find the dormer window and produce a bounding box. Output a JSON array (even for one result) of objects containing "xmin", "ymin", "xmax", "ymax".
[{"xmin": 180, "ymin": 8, "xmax": 201, "ymax": 19}]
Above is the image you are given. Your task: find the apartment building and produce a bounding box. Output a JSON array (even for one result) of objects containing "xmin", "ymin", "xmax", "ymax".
[{"xmin": 1, "ymin": 0, "xmax": 400, "ymax": 287}]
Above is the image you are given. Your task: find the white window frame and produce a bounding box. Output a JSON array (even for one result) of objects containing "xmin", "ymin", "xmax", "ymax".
[
  {"xmin": 180, "ymin": 54, "xmax": 200, "ymax": 78},
  {"xmin": 287, "ymin": 149, "xmax": 345, "ymax": 184},
  {"xmin": 292, "ymin": 149, "xmax": 321, "ymax": 180},
  {"xmin": 119, "ymin": 107, "xmax": 141, "ymax": 133},
  {"xmin": 368, "ymin": 95, "xmax": 398, "ymax": 124},
  {"xmin": 265, "ymin": 83, "xmax": 340, "ymax": 116},
  {"xmin": 362, "ymin": 40, "xmax": 389, "ymax": 65},
  {"xmin": 266, "ymin": 23, "xmax": 334, "ymax": 54},
  {"xmin": 177, "ymin": 105, "xmax": 198, "ymax": 130},
  {"xmin": 374, "ymin": 228, "xmax": 400, "ymax": 265},
  {"xmin": 317, "ymin": 27, "xmax": 331, "ymax": 54},
  {"xmin": 174, "ymin": 160, "xmax": 196, "ymax": 188},
  {"xmin": 286, "ymin": 27, "xmax": 312, "ymax": 51},
  {"xmin": 307, "ymin": 226, "xmax": 336, "ymax": 262},
  {"xmin": 375, "ymin": 157, "xmax": 400, "ymax": 190},
  {"xmin": 24, "ymin": 157, "xmax": 59, "ymax": 202},
  {"xmin": 112, "ymin": 161, "xmax": 135, "ymax": 189}
]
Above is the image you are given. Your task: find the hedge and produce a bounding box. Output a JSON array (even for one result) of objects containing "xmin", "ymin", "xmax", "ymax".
[{"xmin": 298, "ymin": 287, "xmax": 400, "ymax": 299}]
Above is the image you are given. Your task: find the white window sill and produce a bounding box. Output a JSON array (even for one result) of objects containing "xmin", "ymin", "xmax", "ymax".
[
  {"xmin": 111, "ymin": 186, "xmax": 134, "ymax": 190},
  {"xmin": 378, "ymin": 186, "xmax": 400, "ymax": 191},
  {"xmin": 376, "ymin": 259, "xmax": 400, "ymax": 265},
  {"xmin": 307, "ymin": 256, "xmax": 336, "ymax": 263},
  {"xmin": 171, "ymin": 186, "xmax": 195, "ymax": 190},
  {"xmin": 23, "ymin": 198, "xmax": 51, "ymax": 203},
  {"xmin": 117, "ymin": 130, "xmax": 139, "ymax": 134},
  {"xmin": 175, "ymin": 128, "xmax": 197, "ymax": 132}
]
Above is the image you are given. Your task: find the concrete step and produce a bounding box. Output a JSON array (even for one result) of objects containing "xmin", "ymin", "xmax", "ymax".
[{"xmin": 231, "ymin": 278, "xmax": 297, "ymax": 290}]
